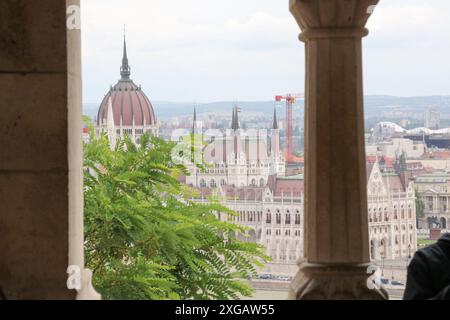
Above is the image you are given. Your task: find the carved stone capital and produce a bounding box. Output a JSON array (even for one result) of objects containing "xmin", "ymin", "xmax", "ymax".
[
  {"xmin": 288, "ymin": 262, "xmax": 388, "ymax": 300},
  {"xmin": 289, "ymin": 0, "xmax": 379, "ymax": 37}
]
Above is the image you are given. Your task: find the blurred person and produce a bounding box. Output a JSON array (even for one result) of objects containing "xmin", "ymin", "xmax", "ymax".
[{"xmin": 404, "ymin": 233, "xmax": 450, "ymax": 300}]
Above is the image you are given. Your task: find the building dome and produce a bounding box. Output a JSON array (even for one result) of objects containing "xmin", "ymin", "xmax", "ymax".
[{"xmin": 97, "ymin": 37, "xmax": 157, "ymax": 127}]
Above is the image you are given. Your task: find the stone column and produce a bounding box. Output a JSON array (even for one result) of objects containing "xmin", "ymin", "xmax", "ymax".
[
  {"xmin": 288, "ymin": 0, "xmax": 387, "ymax": 299},
  {"xmin": 0, "ymin": 0, "xmax": 98, "ymax": 299}
]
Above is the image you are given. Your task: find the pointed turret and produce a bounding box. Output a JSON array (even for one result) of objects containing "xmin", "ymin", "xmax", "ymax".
[
  {"xmin": 120, "ymin": 32, "xmax": 131, "ymax": 80},
  {"xmin": 272, "ymin": 105, "xmax": 279, "ymax": 130},
  {"xmin": 231, "ymin": 106, "xmax": 240, "ymax": 130}
]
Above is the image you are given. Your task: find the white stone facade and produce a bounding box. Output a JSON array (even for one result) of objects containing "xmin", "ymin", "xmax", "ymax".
[{"xmin": 193, "ymin": 161, "xmax": 417, "ymax": 264}]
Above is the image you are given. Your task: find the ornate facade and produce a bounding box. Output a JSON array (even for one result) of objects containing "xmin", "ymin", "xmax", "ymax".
[
  {"xmin": 414, "ymin": 172, "xmax": 450, "ymax": 231},
  {"xmin": 367, "ymin": 162, "xmax": 417, "ymax": 260},
  {"xmin": 186, "ymin": 121, "xmax": 417, "ymax": 264},
  {"xmin": 185, "ymin": 106, "xmax": 285, "ymax": 188}
]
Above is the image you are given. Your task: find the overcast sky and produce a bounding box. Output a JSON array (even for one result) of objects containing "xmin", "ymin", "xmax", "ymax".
[{"xmin": 81, "ymin": 0, "xmax": 450, "ymax": 103}]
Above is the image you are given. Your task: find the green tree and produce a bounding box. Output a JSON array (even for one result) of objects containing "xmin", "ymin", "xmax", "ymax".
[{"xmin": 83, "ymin": 126, "xmax": 268, "ymax": 300}]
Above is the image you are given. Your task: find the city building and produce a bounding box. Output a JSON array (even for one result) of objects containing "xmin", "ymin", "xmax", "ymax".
[
  {"xmin": 413, "ymin": 172, "xmax": 450, "ymax": 231},
  {"xmin": 95, "ymin": 36, "xmax": 159, "ymax": 146},
  {"xmin": 366, "ymin": 161, "xmax": 417, "ymax": 260},
  {"xmin": 366, "ymin": 138, "xmax": 426, "ymax": 159},
  {"xmin": 187, "ymin": 111, "xmax": 418, "ymax": 265},
  {"xmin": 185, "ymin": 106, "xmax": 285, "ymax": 189}
]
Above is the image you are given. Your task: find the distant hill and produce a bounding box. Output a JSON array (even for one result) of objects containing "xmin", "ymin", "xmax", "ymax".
[{"xmin": 84, "ymin": 95, "xmax": 450, "ymax": 120}]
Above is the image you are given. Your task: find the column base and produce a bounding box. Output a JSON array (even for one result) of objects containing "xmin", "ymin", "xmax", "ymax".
[{"xmin": 288, "ymin": 262, "xmax": 388, "ymax": 300}]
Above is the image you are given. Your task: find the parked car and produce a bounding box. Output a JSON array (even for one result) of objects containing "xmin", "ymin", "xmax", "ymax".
[{"xmin": 391, "ymin": 280, "xmax": 405, "ymax": 287}]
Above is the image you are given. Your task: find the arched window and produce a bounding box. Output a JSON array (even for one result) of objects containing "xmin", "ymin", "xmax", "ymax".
[
  {"xmin": 285, "ymin": 214, "xmax": 291, "ymax": 225},
  {"xmin": 276, "ymin": 214, "xmax": 281, "ymax": 225},
  {"xmin": 200, "ymin": 179, "xmax": 206, "ymax": 188},
  {"xmin": 210, "ymin": 180, "xmax": 217, "ymax": 188}
]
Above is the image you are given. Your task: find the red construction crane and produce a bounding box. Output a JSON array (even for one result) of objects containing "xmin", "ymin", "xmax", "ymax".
[{"xmin": 275, "ymin": 93, "xmax": 304, "ymax": 163}]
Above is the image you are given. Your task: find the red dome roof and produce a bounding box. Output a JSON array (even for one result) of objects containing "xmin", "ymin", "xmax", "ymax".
[
  {"xmin": 97, "ymin": 80, "xmax": 156, "ymax": 127},
  {"xmin": 97, "ymin": 37, "xmax": 157, "ymax": 127}
]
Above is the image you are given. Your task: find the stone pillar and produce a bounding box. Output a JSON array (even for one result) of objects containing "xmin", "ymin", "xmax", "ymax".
[
  {"xmin": 288, "ymin": 0, "xmax": 387, "ymax": 299},
  {"xmin": 0, "ymin": 0, "xmax": 98, "ymax": 299}
]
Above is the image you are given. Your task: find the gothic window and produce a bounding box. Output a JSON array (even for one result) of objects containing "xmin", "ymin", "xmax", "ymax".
[
  {"xmin": 285, "ymin": 214, "xmax": 291, "ymax": 225},
  {"xmin": 276, "ymin": 214, "xmax": 281, "ymax": 225},
  {"xmin": 295, "ymin": 214, "xmax": 301, "ymax": 225},
  {"xmin": 266, "ymin": 213, "xmax": 271, "ymax": 224}
]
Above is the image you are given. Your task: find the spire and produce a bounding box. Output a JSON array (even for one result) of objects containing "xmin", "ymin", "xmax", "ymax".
[
  {"xmin": 120, "ymin": 28, "xmax": 131, "ymax": 80},
  {"xmin": 272, "ymin": 105, "xmax": 279, "ymax": 130},
  {"xmin": 231, "ymin": 106, "xmax": 240, "ymax": 130},
  {"xmin": 231, "ymin": 107, "xmax": 236, "ymax": 129}
]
